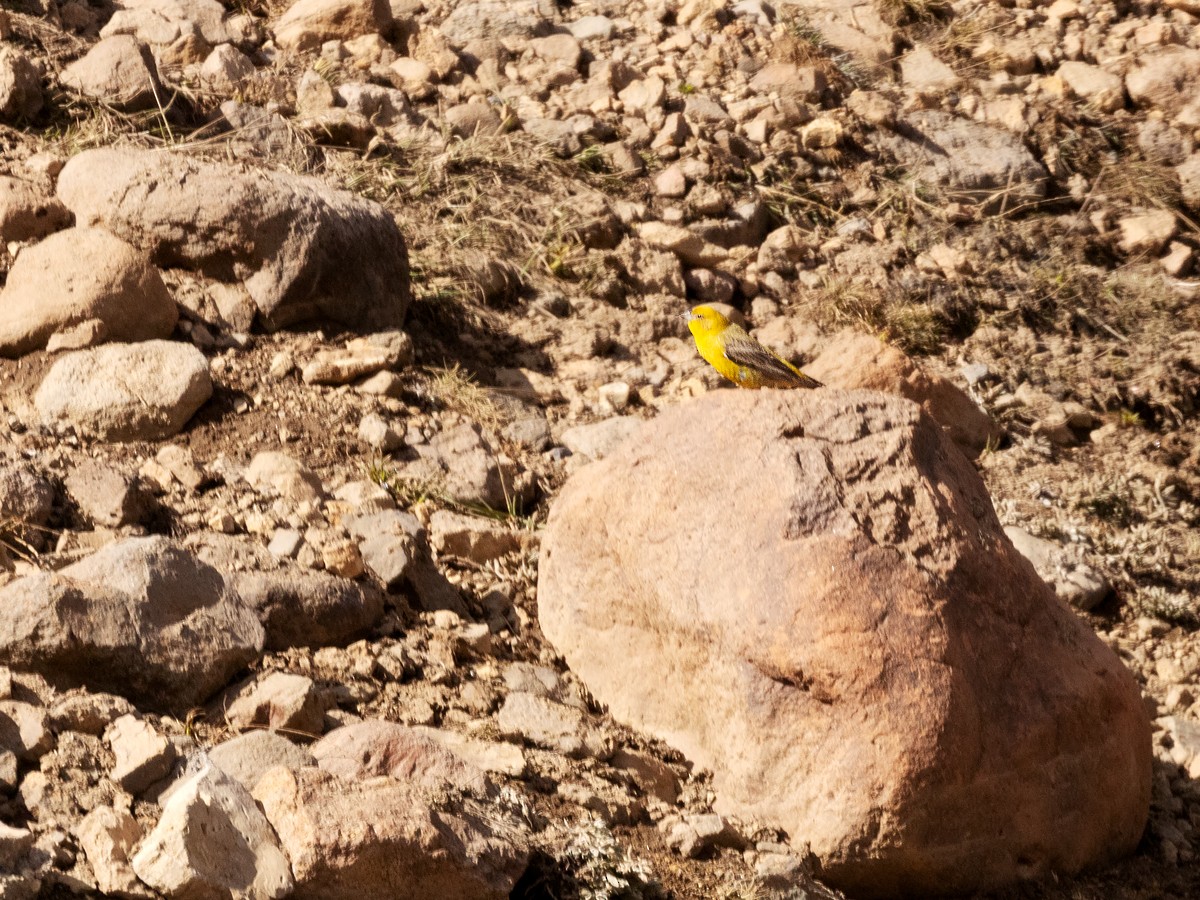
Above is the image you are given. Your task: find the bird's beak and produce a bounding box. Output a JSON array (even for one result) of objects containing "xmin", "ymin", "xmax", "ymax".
[{"xmin": 679, "ymin": 311, "xmax": 696, "ymax": 322}]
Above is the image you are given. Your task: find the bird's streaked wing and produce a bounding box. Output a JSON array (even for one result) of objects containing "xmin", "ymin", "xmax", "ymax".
[{"xmin": 723, "ymin": 333, "xmax": 823, "ymax": 389}]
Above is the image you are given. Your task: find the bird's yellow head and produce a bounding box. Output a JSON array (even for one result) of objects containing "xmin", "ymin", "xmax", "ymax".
[{"xmin": 684, "ymin": 304, "xmax": 730, "ymax": 340}]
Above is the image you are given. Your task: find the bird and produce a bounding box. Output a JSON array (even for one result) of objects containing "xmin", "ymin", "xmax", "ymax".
[{"xmin": 684, "ymin": 304, "xmax": 823, "ymax": 390}]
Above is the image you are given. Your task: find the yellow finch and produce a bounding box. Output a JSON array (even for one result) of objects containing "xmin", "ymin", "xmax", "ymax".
[{"xmin": 684, "ymin": 304, "xmax": 822, "ymax": 390}]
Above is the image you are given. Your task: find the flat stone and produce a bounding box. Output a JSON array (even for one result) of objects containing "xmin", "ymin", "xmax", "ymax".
[
  {"xmin": 872, "ymin": 110, "xmax": 1048, "ymax": 211},
  {"xmin": 301, "ymin": 332, "xmax": 414, "ymax": 384},
  {"xmin": 429, "ymin": 510, "xmax": 525, "ymax": 563},
  {"xmin": 559, "ymin": 416, "xmax": 642, "ymax": 461}
]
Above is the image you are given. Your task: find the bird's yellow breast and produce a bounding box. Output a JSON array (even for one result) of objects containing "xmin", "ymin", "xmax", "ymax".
[{"xmin": 692, "ymin": 330, "xmax": 764, "ymax": 387}]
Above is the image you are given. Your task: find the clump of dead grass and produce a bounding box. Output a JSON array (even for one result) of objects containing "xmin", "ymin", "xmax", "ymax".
[
  {"xmin": 803, "ymin": 276, "xmax": 945, "ymax": 354},
  {"xmin": 426, "ymin": 363, "xmax": 504, "ymax": 432},
  {"xmin": 878, "ymin": 0, "xmax": 951, "ymax": 27}
]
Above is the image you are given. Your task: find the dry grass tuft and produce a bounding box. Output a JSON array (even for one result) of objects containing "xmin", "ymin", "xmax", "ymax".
[
  {"xmin": 426, "ymin": 363, "xmax": 504, "ymax": 432},
  {"xmin": 804, "ymin": 276, "xmax": 945, "ymax": 354}
]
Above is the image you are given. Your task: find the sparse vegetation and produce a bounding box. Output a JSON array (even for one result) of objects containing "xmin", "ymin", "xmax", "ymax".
[
  {"xmin": 4, "ymin": 0, "xmax": 1200, "ymax": 896},
  {"xmin": 803, "ymin": 276, "xmax": 945, "ymax": 355}
]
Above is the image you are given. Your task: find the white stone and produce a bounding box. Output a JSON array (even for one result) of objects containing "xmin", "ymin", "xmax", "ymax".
[
  {"xmin": 75, "ymin": 806, "xmax": 147, "ymax": 897},
  {"xmin": 131, "ymin": 764, "xmax": 293, "ymax": 899},
  {"xmin": 106, "ymin": 715, "xmax": 177, "ymax": 794}
]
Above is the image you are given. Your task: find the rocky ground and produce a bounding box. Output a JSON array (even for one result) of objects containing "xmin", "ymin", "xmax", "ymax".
[{"xmin": 0, "ymin": 0, "xmax": 1199, "ymax": 897}]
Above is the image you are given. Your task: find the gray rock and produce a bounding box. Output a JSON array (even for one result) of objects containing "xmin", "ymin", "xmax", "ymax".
[
  {"xmin": 273, "ymin": 0, "xmax": 391, "ymax": 50},
  {"xmin": 57, "ymin": 148, "xmax": 411, "ymax": 330},
  {"xmin": 359, "ymin": 412, "xmax": 404, "ymax": 451},
  {"xmin": 253, "ymin": 765, "xmax": 527, "ymax": 899},
  {"xmin": 75, "ymin": 806, "xmax": 145, "ymax": 897},
  {"xmin": 0, "ymin": 536, "xmax": 264, "ymax": 710},
  {"xmin": 49, "ymin": 691, "xmax": 137, "ymax": 736},
  {"xmin": 664, "ymin": 813, "xmax": 745, "ymax": 858},
  {"xmin": 59, "ymin": 35, "xmax": 164, "ymax": 111},
  {"xmin": 873, "ymin": 111, "xmax": 1048, "ymax": 211},
  {"xmin": 186, "ymin": 532, "xmax": 384, "ymax": 650},
  {"xmin": 0, "ymin": 701, "xmax": 52, "ymax": 761},
  {"xmin": 219, "ymin": 671, "xmax": 328, "ymax": 736},
  {"xmin": 420, "ymin": 422, "xmax": 533, "ymax": 510},
  {"xmin": 100, "ymin": 0, "xmax": 230, "ymax": 47},
  {"xmin": 106, "ymin": 714, "xmax": 177, "ymax": 794},
  {"xmin": 347, "ymin": 510, "xmax": 421, "ymax": 588},
  {"xmin": 35, "ymin": 341, "xmax": 212, "ymax": 441},
  {"xmin": 430, "ymin": 509, "xmax": 525, "ymax": 563},
  {"xmin": 503, "ymin": 415, "xmax": 551, "ymax": 451},
  {"xmin": 65, "ymin": 459, "xmax": 150, "ymax": 527},
  {"xmin": 207, "ymin": 730, "xmax": 316, "ymax": 791},
  {"xmin": 1004, "ymin": 526, "xmax": 1111, "ymax": 611},
  {"xmin": 336, "ymin": 82, "xmax": 414, "ymax": 128},
  {"xmin": 347, "ymin": 511, "xmax": 467, "ymax": 614},
  {"xmin": 1125, "ymin": 47, "xmax": 1200, "ymax": 118},
  {"xmin": 496, "ymin": 692, "xmax": 607, "ymax": 759},
  {"xmin": 565, "ymin": 15, "xmax": 615, "ymax": 40},
  {"xmin": 439, "ymin": 0, "xmax": 552, "ymax": 44},
  {"xmin": 960, "ymin": 363, "xmax": 990, "ymax": 386},
  {"xmin": 200, "ymin": 44, "xmax": 254, "ymax": 92},
  {"xmin": 559, "ymin": 415, "xmax": 642, "ymax": 460},
  {"xmin": 522, "ymin": 117, "xmax": 583, "ymax": 156},
  {"xmin": 0, "ymin": 463, "xmax": 55, "ymax": 551},
  {"xmin": 244, "ymin": 450, "xmax": 325, "ymax": 504},
  {"xmin": 311, "ymin": 720, "xmax": 486, "ymax": 789}
]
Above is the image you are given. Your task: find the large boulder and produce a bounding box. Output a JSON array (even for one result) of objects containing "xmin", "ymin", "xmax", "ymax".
[
  {"xmin": 806, "ymin": 330, "xmax": 1002, "ymax": 456},
  {"xmin": 56, "ymin": 147, "xmax": 411, "ymax": 330},
  {"xmin": 0, "ymin": 227, "xmax": 177, "ymax": 357},
  {"xmin": 0, "ymin": 537, "xmax": 263, "ymax": 710},
  {"xmin": 537, "ymin": 390, "xmax": 1150, "ymax": 898},
  {"xmin": 34, "ymin": 341, "xmax": 212, "ymax": 441}
]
